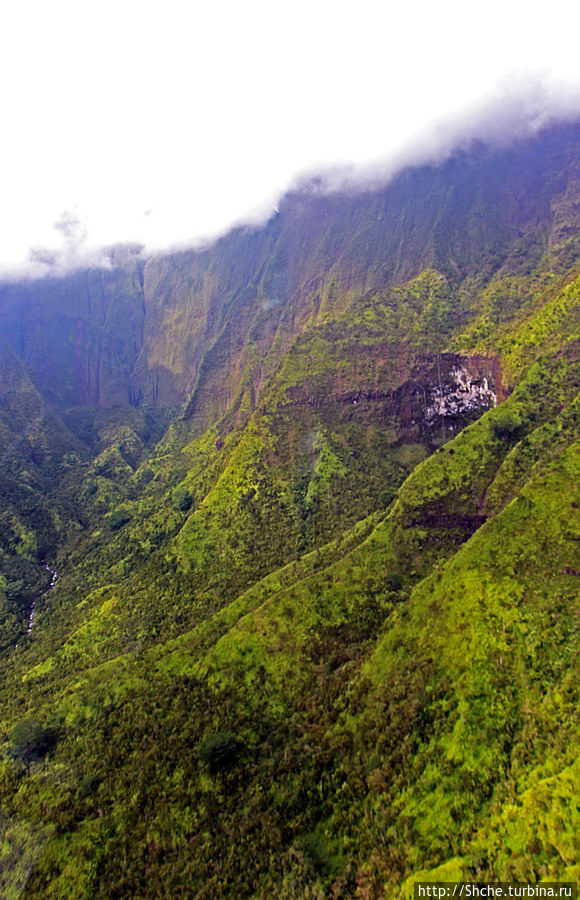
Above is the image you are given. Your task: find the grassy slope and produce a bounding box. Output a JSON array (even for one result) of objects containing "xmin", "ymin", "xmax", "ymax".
[
  {"xmin": 0, "ymin": 129, "xmax": 579, "ymax": 897},
  {"xmin": 0, "ymin": 260, "xmax": 576, "ymax": 897}
]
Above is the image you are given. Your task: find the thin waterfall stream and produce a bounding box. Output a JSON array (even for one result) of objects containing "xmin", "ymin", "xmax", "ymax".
[{"xmin": 26, "ymin": 564, "xmax": 58, "ymax": 637}]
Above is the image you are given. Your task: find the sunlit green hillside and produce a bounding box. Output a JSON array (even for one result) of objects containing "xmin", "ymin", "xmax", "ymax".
[{"xmin": 0, "ymin": 122, "xmax": 578, "ymax": 899}]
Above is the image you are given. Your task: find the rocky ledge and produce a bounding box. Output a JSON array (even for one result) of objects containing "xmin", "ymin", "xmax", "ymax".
[{"xmin": 424, "ymin": 364, "xmax": 497, "ymax": 423}]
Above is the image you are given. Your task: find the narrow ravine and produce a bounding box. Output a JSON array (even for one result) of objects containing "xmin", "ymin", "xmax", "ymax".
[{"xmin": 26, "ymin": 564, "xmax": 58, "ymax": 637}]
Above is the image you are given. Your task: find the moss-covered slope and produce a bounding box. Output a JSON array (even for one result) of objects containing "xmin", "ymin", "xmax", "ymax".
[{"xmin": 0, "ymin": 121, "xmax": 578, "ymax": 899}]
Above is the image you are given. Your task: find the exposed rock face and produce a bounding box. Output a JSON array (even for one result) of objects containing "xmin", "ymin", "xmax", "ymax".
[
  {"xmin": 424, "ymin": 364, "xmax": 497, "ymax": 423},
  {"xmin": 276, "ymin": 352, "xmax": 501, "ymax": 443},
  {"xmin": 394, "ymin": 354, "xmax": 501, "ymax": 437}
]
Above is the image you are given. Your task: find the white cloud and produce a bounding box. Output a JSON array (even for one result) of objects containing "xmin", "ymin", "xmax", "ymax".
[{"xmin": 1, "ymin": 0, "xmax": 580, "ymax": 273}]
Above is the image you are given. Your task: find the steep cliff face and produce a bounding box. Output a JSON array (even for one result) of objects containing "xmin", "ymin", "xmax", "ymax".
[
  {"xmin": 387, "ymin": 353, "xmax": 500, "ymax": 437},
  {"xmin": 1, "ymin": 123, "xmax": 579, "ymax": 422},
  {"xmin": 274, "ymin": 350, "xmax": 500, "ymax": 440},
  {"xmin": 132, "ymin": 122, "xmax": 580, "ymax": 416},
  {"xmin": 0, "ymin": 249, "xmax": 146, "ymax": 408}
]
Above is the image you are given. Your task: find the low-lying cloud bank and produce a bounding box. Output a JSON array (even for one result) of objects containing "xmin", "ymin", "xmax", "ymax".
[
  {"xmin": 291, "ymin": 75, "xmax": 580, "ymax": 194},
  {"xmin": 3, "ymin": 75, "xmax": 580, "ymax": 283}
]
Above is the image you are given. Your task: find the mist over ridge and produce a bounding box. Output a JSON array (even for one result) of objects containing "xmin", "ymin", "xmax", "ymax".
[
  {"xmin": 0, "ymin": 63, "xmax": 579, "ymax": 895},
  {"xmin": 4, "ymin": 77, "xmax": 580, "ymax": 282},
  {"xmin": 2, "ymin": 110, "xmax": 580, "ymax": 416},
  {"xmin": 291, "ymin": 77, "xmax": 580, "ymax": 195}
]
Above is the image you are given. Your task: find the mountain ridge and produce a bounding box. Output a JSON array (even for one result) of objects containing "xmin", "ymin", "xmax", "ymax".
[
  {"xmin": 0, "ymin": 118, "xmax": 578, "ymax": 898},
  {"xmin": 1, "ymin": 121, "xmax": 579, "ymax": 415}
]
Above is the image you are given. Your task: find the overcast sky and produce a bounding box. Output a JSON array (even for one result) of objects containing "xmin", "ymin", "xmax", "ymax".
[{"xmin": 2, "ymin": 0, "xmax": 580, "ymax": 274}]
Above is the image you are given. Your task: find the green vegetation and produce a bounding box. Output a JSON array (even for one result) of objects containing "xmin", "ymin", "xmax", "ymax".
[{"xmin": 0, "ymin": 124, "xmax": 578, "ymax": 897}]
